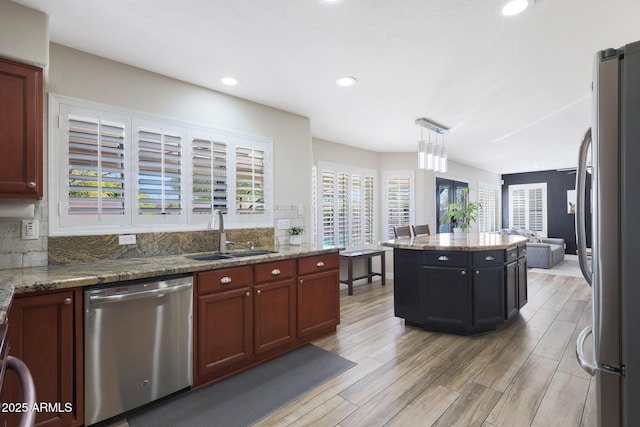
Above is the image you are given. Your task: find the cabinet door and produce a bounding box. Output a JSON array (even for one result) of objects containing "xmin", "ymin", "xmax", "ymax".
[
  {"xmin": 0, "ymin": 58, "xmax": 43, "ymax": 198},
  {"xmin": 0, "ymin": 291, "xmax": 75, "ymax": 427},
  {"xmin": 254, "ymin": 278, "xmax": 296, "ymax": 354},
  {"xmin": 517, "ymin": 259, "xmax": 528, "ymax": 308},
  {"xmin": 393, "ymin": 249, "xmax": 423, "ymax": 322},
  {"xmin": 473, "ymin": 266, "xmax": 505, "ymax": 328},
  {"xmin": 297, "ymin": 270, "xmax": 340, "ymax": 338},
  {"xmin": 505, "ymin": 262, "xmax": 518, "ymax": 319},
  {"xmin": 197, "ymin": 287, "xmax": 253, "ymax": 377},
  {"xmin": 422, "ymin": 267, "xmax": 471, "ymax": 329}
]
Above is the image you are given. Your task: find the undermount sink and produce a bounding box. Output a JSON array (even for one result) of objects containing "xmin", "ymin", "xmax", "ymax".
[
  {"xmin": 185, "ymin": 250, "xmax": 278, "ymax": 261},
  {"xmin": 185, "ymin": 253, "xmax": 233, "ymax": 261},
  {"xmin": 227, "ymin": 250, "xmax": 279, "ymax": 258}
]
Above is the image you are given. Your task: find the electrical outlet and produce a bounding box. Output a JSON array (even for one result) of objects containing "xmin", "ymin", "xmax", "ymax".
[
  {"xmin": 118, "ymin": 234, "xmax": 137, "ymax": 245},
  {"xmin": 21, "ymin": 219, "xmax": 39, "ymax": 240},
  {"xmin": 277, "ymin": 219, "xmax": 290, "ymax": 230}
]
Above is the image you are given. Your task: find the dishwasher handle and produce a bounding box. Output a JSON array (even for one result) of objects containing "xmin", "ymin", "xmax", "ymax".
[
  {"xmin": 7, "ymin": 355, "xmax": 36, "ymax": 427},
  {"xmin": 88, "ymin": 282, "xmax": 192, "ymax": 306}
]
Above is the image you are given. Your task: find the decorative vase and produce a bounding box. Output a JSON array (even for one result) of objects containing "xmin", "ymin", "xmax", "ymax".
[
  {"xmin": 453, "ymin": 227, "xmax": 467, "ymax": 238},
  {"xmin": 289, "ymin": 234, "xmax": 301, "ymax": 245}
]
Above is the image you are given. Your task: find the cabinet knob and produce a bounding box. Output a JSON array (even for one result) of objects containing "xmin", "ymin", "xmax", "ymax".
[
  {"xmin": 64, "ymin": 297, "xmax": 72, "ymax": 305},
  {"xmin": 27, "ymin": 181, "xmax": 37, "ymax": 189},
  {"xmin": 271, "ymin": 269, "xmax": 281, "ymax": 275},
  {"xmin": 256, "ymin": 290, "xmax": 261, "ymax": 295},
  {"xmin": 438, "ymin": 256, "xmax": 449, "ymax": 262},
  {"xmin": 300, "ymin": 279, "xmax": 304, "ymax": 285},
  {"xmin": 316, "ymin": 261, "xmax": 325, "ymax": 267},
  {"xmin": 220, "ymin": 276, "xmax": 232, "ymax": 284},
  {"xmin": 461, "ymin": 270, "xmax": 466, "ymax": 275},
  {"xmin": 246, "ymin": 291, "xmax": 250, "ymax": 297},
  {"xmin": 475, "ymin": 270, "xmax": 480, "ymax": 275}
]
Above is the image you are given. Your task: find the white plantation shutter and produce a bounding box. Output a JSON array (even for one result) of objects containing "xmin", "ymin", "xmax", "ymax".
[
  {"xmin": 136, "ymin": 124, "xmax": 183, "ymax": 217},
  {"xmin": 318, "ymin": 164, "xmax": 376, "ymax": 248},
  {"xmin": 67, "ymin": 114, "xmax": 126, "ymax": 216},
  {"xmin": 384, "ymin": 173, "xmax": 413, "ymax": 239},
  {"xmin": 191, "ymin": 136, "xmax": 227, "ymax": 214},
  {"xmin": 509, "ymin": 183, "xmax": 547, "ymax": 236},
  {"xmin": 478, "ymin": 184, "xmax": 501, "ymax": 232},
  {"xmin": 235, "ymin": 145, "xmax": 266, "ymax": 215}
]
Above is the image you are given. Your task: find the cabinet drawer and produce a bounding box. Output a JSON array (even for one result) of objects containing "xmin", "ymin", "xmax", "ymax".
[
  {"xmin": 423, "ymin": 250, "xmax": 467, "ymax": 267},
  {"xmin": 298, "ymin": 253, "xmax": 339, "ymax": 275},
  {"xmin": 518, "ymin": 244, "xmax": 527, "ymax": 259},
  {"xmin": 472, "ymin": 250, "xmax": 505, "ymax": 267},
  {"xmin": 254, "ymin": 259, "xmax": 296, "ymax": 284},
  {"xmin": 197, "ymin": 266, "xmax": 253, "ymax": 294},
  {"xmin": 506, "ymin": 247, "xmax": 518, "ymax": 263}
]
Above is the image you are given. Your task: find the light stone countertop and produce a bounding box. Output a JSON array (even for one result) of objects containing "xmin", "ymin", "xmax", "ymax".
[
  {"xmin": 380, "ymin": 233, "xmax": 528, "ymax": 251},
  {"xmin": 0, "ymin": 244, "xmax": 342, "ymax": 324}
]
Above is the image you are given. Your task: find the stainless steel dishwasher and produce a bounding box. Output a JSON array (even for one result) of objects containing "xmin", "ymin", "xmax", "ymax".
[{"xmin": 84, "ymin": 274, "xmax": 193, "ymax": 426}]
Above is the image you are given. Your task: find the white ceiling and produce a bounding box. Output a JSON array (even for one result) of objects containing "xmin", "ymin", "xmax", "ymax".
[{"xmin": 14, "ymin": 0, "xmax": 640, "ymax": 174}]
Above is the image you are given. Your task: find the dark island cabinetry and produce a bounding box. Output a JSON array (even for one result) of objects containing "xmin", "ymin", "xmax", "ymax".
[{"xmin": 392, "ymin": 241, "xmax": 527, "ymax": 335}]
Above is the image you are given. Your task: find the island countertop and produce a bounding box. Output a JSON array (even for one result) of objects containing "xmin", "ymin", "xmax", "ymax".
[{"xmin": 380, "ymin": 232, "xmax": 528, "ymax": 251}]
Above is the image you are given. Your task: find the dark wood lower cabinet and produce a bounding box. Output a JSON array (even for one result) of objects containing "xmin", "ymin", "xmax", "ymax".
[
  {"xmin": 422, "ymin": 266, "xmax": 470, "ymax": 330},
  {"xmin": 297, "ymin": 269, "xmax": 340, "ymax": 338},
  {"xmin": 0, "ymin": 289, "xmax": 83, "ymax": 427},
  {"xmin": 505, "ymin": 261, "xmax": 519, "ymax": 319},
  {"xmin": 254, "ymin": 278, "xmax": 296, "ymax": 354}
]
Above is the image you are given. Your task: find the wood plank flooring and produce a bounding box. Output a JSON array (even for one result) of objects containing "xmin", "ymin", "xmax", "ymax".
[{"xmin": 255, "ymin": 270, "xmax": 595, "ymax": 427}]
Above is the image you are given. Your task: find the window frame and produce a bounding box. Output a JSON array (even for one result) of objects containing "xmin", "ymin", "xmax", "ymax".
[
  {"xmin": 49, "ymin": 94, "xmax": 273, "ymax": 236},
  {"xmin": 508, "ymin": 182, "xmax": 548, "ymax": 237},
  {"xmin": 477, "ymin": 182, "xmax": 502, "ymax": 232},
  {"xmin": 382, "ymin": 170, "xmax": 415, "ymax": 240}
]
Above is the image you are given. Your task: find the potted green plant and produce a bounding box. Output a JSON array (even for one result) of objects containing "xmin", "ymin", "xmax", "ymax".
[
  {"xmin": 288, "ymin": 226, "xmax": 304, "ymax": 245},
  {"xmin": 439, "ymin": 188, "xmax": 481, "ymax": 238}
]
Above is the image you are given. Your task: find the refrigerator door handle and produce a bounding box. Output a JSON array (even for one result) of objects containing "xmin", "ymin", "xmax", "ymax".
[
  {"xmin": 576, "ymin": 325, "xmax": 596, "ymax": 376},
  {"xmin": 575, "ymin": 128, "xmax": 592, "ymax": 286}
]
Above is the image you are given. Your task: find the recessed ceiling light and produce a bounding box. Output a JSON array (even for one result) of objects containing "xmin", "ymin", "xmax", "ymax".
[
  {"xmin": 221, "ymin": 77, "xmax": 238, "ymax": 86},
  {"xmin": 500, "ymin": 0, "xmax": 534, "ymax": 16},
  {"xmin": 335, "ymin": 76, "xmax": 357, "ymax": 87}
]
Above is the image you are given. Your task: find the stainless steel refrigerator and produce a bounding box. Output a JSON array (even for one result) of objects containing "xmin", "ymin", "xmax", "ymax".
[{"xmin": 575, "ymin": 41, "xmax": 640, "ymax": 427}]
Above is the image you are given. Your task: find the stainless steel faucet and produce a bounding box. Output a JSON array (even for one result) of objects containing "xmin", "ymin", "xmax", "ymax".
[{"xmin": 209, "ymin": 209, "xmax": 228, "ymax": 253}]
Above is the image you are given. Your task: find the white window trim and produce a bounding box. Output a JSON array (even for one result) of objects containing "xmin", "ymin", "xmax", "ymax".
[
  {"xmin": 508, "ymin": 182, "xmax": 548, "ymax": 237},
  {"xmin": 49, "ymin": 94, "xmax": 273, "ymax": 236},
  {"xmin": 383, "ymin": 170, "xmax": 415, "ymax": 240},
  {"xmin": 316, "ymin": 161, "xmax": 376, "ymax": 249}
]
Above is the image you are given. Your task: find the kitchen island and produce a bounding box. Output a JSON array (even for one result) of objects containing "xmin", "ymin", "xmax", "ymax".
[{"xmin": 381, "ymin": 233, "xmax": 528, "ymax": 335}]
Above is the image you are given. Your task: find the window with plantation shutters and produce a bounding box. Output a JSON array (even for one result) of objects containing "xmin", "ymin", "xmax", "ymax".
[
  {"xmin": 478, "ymin": 183, "xmax": 501, "ymax": 232},
  {"xmin": 508, "ymin": 183, "xmax": 547, "ymax": 237},
  {"xmin": 135, "ymin": 123, "xmax": 184, "ymax": 218},
  {"xmin": 50, "ymin": 95, "xmax": 273, "ymax": 235},
  {"xmin": 383, "ymin": 171, "xmax": 414, "ymax": 240},
  {"xmin": 67, "ymin": 114, "xmax": 126, "ymax": 217},
  {"xmin": 318, "ymin": 163, "xmax": 375, "ymax": 248},
  {"xmin": 191, "ymin": 135, "xmax": 227, "ymax": 215}
]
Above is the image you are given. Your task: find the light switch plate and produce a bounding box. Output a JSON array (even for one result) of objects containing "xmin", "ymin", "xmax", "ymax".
[{"xmin": 277, "ymin": 219, "xmax": 290, "ymax": 230}]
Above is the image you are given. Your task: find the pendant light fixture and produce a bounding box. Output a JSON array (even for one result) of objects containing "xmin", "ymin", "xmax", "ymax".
[{"xmin": 415, "ymin": 118, "xmax": 449, "ymax": 172}]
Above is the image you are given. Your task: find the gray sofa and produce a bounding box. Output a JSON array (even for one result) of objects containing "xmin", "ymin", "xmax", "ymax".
[
  {"xmin": 498, "ymin": 228, "xmax": 565, "ymax": 269},
  {"xmin": 526, "ymin": 237, "xmax": 565, "ymax": 269}
]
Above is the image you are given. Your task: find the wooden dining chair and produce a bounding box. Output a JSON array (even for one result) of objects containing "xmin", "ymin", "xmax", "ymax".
[
  {"xmin": 412, "ymin": 224, "xmax": 431, "ymax": 236},
  {"xmin": 393, "ymin": 225, "xmax": 412, "ymax": 238}
]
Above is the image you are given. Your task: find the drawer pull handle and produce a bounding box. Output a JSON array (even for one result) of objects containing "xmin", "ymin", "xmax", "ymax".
[
  {"xmin": 485, "ymin": 256, "xmax": 495, "ymax": 261},
  {"xmin": 438, "ymin": 256, "xmax": 449, "ymax": 262},
  {"xmin": 316, "ymin": 261, "xmax": 325, "ymax": 267},
  {"xmin": 220, "ymin": 276, "xmax": 232, "ymax": 284},
  {"xmin": 64, "ymin": 297, "xmax": 72, "ymax": 305},
  {"xmin": 271, "ymin": 268, "xmax": 281, "ymax": 275},
  {"xmin": 27, "ymin": 181, "xmax": 37, "ymax": 189},
  {"xmin": 510, "ymin": 253, "xmax": 517, "ymax": 258}
]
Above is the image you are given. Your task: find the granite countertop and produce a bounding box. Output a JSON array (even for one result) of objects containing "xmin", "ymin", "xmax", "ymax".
[
  {"xmin": 380, "ymin": 233, "xmax": 528, "ymax": 251},
  {"xmin": 0, "ymin": 244, "xmax": 341, "ymax": 324}
]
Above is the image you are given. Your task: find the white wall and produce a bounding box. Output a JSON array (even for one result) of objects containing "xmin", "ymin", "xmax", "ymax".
[{"xmin": 0, "ymin": 0, "xmax": 48, "ymax": 66}]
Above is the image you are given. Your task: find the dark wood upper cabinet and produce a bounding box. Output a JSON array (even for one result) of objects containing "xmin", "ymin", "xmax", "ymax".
[{"xmin": 0, "ymin": 57, "xmax": 43, "ymax": 199}]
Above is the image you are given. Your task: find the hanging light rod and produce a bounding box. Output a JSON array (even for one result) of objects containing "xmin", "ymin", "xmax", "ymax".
[{"xmin": 415, "ymin": 118, "xmax": 449, "ymax": 135}]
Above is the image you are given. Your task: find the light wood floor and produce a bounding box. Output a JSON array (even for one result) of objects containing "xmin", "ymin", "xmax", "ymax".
[{"xmin": 254, "ymin": 271, "xmax": 596, "ymax": 427}]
